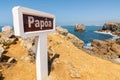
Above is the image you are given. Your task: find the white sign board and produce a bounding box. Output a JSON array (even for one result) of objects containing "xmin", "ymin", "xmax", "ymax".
[
  {"xmin": 12, "ymin": 6, "xmax": 55, "ymax": 80},
  {"xmin": 12, "ymin": 6, "xmax": 55, "ymax": 38}
]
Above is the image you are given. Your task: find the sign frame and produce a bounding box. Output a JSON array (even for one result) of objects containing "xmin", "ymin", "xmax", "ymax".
[{"xmin": 12, "ymin": 6, "xmax": 55, "ymax": 38}]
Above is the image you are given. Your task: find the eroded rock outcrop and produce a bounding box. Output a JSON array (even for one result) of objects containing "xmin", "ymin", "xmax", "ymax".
[
  {"xmin": 102, "ymin": 22, "xmax": 120, "ymax": 31},
  {"xmin": 1, "ymin": 26, "xmax": 14, "ymax": 38},
  {"xmin": 1, "ymin": 26, "xmax": 17, "ymax": 47},
  {"xmin": 90, "ymin": 39, "xmax": 120, "ymax": 59},
  {"xmin": 66, "ymin": 33, "xmax": 84, "ymax": 48},
  {"xmin": 56, "ymin": 26, "xmax": 68, "ymax": 36},
  {"xmin": 56, "ymin": 26, "xmax": 84, "ymax": 48},
  {"xmin": 74, "ymin": 24, "xmax": 85, "ymax": 32},
  {"xmin": 101, "ymin": 22, "xmax": 120, "ymax": 36},
  {"xmin": 0, "ymin": 26, "xmax": 17, "ymax": 61}
]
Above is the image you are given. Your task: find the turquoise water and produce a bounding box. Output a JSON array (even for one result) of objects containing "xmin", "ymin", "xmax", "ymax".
[{"xmin": 62, "ymin": 26, "xmax": 114, "ymax": 48}]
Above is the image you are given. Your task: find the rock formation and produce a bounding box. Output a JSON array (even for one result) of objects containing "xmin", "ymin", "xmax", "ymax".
[
  {"xmin": 90, "ymin": 39, "xmax": 120, "ymax": 59},
  {"xmin": 101, "ymin": 22, "xmax": 120, "ymax": 35},
  {"xmin": 74, "ymin": 24, "xmax": 85, "ymax": 32},
  {"xmin": 56, "ymin": 26, "xmax": 68, "ymax": 36},
  {"xmin": 56, "ymin": 26, "xmax": 84, "ymax": 48},
  {"xmin": 66, "ymin": 33, "xmax": 84, "ymax": 48},
  {"xmin": 1, "ymin": 26, "xmax": 14, "ymax": 38},
  {"xmin": 0, "ymin": 26, "xmax": 17, "ymax": 61},
  {"xmin": 102, "ymin": 22, "xmax": 120, "ymax": 31}
]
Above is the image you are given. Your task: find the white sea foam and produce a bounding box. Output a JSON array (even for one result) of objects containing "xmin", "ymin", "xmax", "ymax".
[
  {"xmin": 84, "ymin": 31, "xmax": 120, "ymax": 49},
  {"xmin": 94, "ymin": 31, "xmax": 120, "ymax": 40},
  {"xmin": 94, "ymin": 31, "xmax": 113, "ymax": 35},
  {"xmin": 84, "ymin": 42, "xmax": 91, "ymax": 49}
]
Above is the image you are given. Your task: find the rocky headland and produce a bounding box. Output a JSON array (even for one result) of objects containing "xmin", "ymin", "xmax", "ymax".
[
  {"xmin": 0, "ymin": 26, "xmax": 120, "ymax": 80},
  {"xmin": 74, "ymin": 24, "xmax": 85, "ymax": 32},
  {"xmin": 97, "ymin": 22, "xmax": 120, "ymax": 36}
]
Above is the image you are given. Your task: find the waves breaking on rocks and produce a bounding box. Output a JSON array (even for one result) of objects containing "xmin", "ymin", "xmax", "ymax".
[{"xmin": 84, "ymin": 31, "xmax": 120, "ymax": 49}]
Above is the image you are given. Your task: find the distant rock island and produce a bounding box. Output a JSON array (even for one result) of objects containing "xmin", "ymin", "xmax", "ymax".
[{"xmin": 74, "ymin": 24, "xmax": 85, "ymax": 32}]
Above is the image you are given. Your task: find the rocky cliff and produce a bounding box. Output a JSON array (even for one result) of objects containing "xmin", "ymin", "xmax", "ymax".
[
  {"xmin": 102, "ymin": 22, "xmax": 120, "ymax": 31},
  {"xmin": 89, "ymin": 39, "xmax": 120, "ymax": 59},
  {"xmin": 56, "ymin": 26, "xmax": 84, "ymax": 48},
  {"xmin": 74, "ymin": 24, "xmax": 85, "ymax": 32},
  {"xmin": 101, "ymin": 22, "xmax": 120, "ymax": 35}
]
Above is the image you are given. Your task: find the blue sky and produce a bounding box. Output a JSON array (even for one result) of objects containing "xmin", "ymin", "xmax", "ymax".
[{"xmin": 0, "ymin": 0, "xmax": 120, "ymax": 26}]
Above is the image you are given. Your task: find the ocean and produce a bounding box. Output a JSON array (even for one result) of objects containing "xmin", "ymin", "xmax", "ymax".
[{"xmin": 62, "ymin": 26, "xmax": 118, "ymax": 48}]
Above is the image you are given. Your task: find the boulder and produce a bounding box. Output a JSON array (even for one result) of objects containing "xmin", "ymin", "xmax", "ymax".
[
  {"xmin": 1, "ymin": 26, "xmax": 14, "ymax": 38},
  {"xmin": 56, "ymin": 26, "xmax": 68, "ymax": 36},
  {"xmin": 66, "ymin": 33, "xmax": 84, "ymax": 48},
  {"xmin": 0, "ymin": 26, "xmax": 17, "ymax": 47},
  {"xmin": 74, "ymin": 24, "xmax": 85, "ymax": 32}
]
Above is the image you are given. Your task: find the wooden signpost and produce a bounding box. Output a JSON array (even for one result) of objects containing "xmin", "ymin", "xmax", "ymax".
[{"xmin": 12, "ymin": 6, "xmax": 55, "ymax": 80}]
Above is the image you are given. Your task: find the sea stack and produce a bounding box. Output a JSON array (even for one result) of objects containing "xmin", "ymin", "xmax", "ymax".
[{"xmin": 74, "ymin": 24, "xmax": 85, "ymax": 32}]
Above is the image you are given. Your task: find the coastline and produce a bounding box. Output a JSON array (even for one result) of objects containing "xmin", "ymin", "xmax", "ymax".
[{"xmin": 84, "ymin": 30, "xmax": 120, "ymax": 49}]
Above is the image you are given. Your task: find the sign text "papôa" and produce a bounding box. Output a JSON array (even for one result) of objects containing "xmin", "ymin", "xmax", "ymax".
[{"xmin": 23, "ymin": 14, "xmax": 53, "ymax": 32}]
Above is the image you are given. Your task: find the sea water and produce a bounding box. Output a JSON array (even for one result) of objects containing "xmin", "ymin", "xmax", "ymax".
[{"xmin": 62, "ymin": 26, "xmax": 116, "ymax": 48}]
